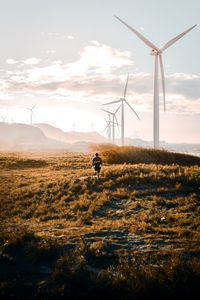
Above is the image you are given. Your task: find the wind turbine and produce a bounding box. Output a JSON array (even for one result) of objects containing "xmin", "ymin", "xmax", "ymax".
[
  {"xmin": 0, "ymin": 116, "xmax": 8, "ymax": 123},
  {"xmin": 101, "ymin": 105, "xmax": 120, "ymax": 144},
  {"xmin": 90, "ymin": 121, "xmax": 95, "ymax": 132},
  {"xmin": 25, "ymin": 104, "xmax": 36, "ymax": 125},
  {"xmin": 102, "ymin": 73, "xmax": 140, "ymax": 146},
  {"xmin": 103, "ymin": 116, "xmax": 112, "ymax": 141},
  {"xmin": 115, "ymin": 15, "xmax": 197, "ymax": 148}
]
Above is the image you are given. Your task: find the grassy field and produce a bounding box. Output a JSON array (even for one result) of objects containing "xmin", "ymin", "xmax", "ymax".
[{"xmin": 0, "ymin": 147, "xmax": 200, "ymax": 299}]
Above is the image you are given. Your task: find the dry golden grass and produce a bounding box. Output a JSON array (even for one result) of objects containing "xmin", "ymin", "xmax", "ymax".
[
  {"xmin": 0, "ymin": 149, "xmax": 200, "ymax": 299},
  {"xmin": 92, "ymin": 144, "xmax": 200, "ymax": 166}
]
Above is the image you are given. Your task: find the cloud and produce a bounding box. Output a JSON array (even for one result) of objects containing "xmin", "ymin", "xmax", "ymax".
[
  {"xmin": 1, "ymin": 41, "xmax": 200, "ymax": 114},
  {"xmin": 40, "ymin": 31, "xmax": 75, "ymax": 40},
  {"xmin": 67, "ymin": 35, "xmax": 74, "ymax": 40},
  {"xmin": 79, "ymin": 40, "xmax": 133, "ymax": 74},
  {"xmin": 167, "ymin": 73, "xmax": 200, "ymax": 99},
  {"xmin": 2, "ymin": 41, "xmax": 133, "ymax": 88},
  {"xmin": 6, "ymin": 59, "xmax": 18, "ymax": 65},
  {"xmin": 46, "ymin": 50, "xmax": 56, "ymax": 55},
  {"xmin": 23, "ymin": 57, "xmax": 42, "ymax": 65}
]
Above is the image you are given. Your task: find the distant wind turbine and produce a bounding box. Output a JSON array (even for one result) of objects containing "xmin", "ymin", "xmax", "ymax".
[
  {"xmin": 114, "ymin": 15, "xmax": 197, "ymax": 148},
  {"xmin": 0, "ymin": 115, "xmax": 8, "ymax": 123},
  {"xmin": 90, "ymin": 121, "xmax": 95, "ymax": 132},
  {"xmin": 11, "ymin": 117, "xmax": 15, "ymax": 124},
  {"xmin": 102, "ymin": 73, "xmax": 140, "ymax": 146},
  {"xmin": 25, "ymin": 104, "xmax": 36, "ymax": 125},
  {"xmin": 101, "ymin": 105, "xmax": 120, "ymax": 144},
  {"xmin": 103, "ymin": 116, "xmax": 112, "ymax": 141}
]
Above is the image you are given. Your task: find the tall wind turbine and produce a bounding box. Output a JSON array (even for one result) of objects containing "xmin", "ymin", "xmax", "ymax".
[
  {"xmin": 25, "ymin": 104, "xmax": 36, "ymax": 125},
  {"xmin": 115, "ymin": 15, "xmax": 197, "ymax": 148},
  {"xmin": 101, "ymin": 105, "xmax": 120, "ymax": 144},
  {"xmin": 102, "ymin": 73, "xmax": 140, "ymax": 146}
]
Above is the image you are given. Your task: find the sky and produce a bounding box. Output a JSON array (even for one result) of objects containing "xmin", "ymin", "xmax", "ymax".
[{"xmin": 0, "ymin": 0, "xmax": 200, "ymax": 143}]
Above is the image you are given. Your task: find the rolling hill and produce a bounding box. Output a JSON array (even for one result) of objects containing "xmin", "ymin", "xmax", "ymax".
[
  {"xmin": 34, "ymin": 123, "xmax": 108, "ymax": 144},
  {"xmin": 0, "ymin": 123, "xmax": 108, "ymax": 151},
  {"xmin": 0, "ymin": 123, "xmax": 69, "ymax": 150}
]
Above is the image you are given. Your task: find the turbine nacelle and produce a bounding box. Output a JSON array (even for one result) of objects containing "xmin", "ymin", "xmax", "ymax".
[{"xmin": 150, "ymin": 49, "xmax": 162, "ymax": 56}]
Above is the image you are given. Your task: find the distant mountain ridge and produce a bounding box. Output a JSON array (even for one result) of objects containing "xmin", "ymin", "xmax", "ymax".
[
  {"xmin": 34, "ymin": 123, "xmax": 108, "ymax": 144},
  {"xmin": 0, "ymin": 122, "xmax": 69, "ymax": 150},
  {"xmin": 0, "ymin": 122, "xmax": 199, "ymax": 155},
  {"xmin": 0, "ymin": 122, "xmax": 108, "ymax": 151}
]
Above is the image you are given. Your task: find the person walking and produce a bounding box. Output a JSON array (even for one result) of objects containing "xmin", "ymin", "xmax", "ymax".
[{"xmin": 92, "ymin": 153, "xmax": 102, "ymax": 179}]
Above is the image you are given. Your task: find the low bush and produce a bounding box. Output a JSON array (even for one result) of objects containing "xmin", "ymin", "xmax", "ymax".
[{"xmin": 100, "ymin": 145, "xmax": 200, "ymax": 166}]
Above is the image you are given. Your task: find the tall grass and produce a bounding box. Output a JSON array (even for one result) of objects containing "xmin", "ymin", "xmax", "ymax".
[
  {"xmin": 94, "ymin": 145, "xmax": 200, "ymax": 166},
  {"xmin": 0, "ymin": 151, "xmax": 200, "ymax": 299}
]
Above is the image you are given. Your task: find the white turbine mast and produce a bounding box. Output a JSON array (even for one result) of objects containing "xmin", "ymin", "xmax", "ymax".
[
  {"xmin": 25, "ymin": 104, "xmax": 36, "ymax": 125},
  {"xmin": 102, "ymin": 73, "xmax": 140, "ymax": 146},
  {"xmin": 115, "ymin": 15, "xmax": 197, "ymax": 148},
  {"xmin": 101, "ymin": 105, "xmax": 120, "ymax": 144}
]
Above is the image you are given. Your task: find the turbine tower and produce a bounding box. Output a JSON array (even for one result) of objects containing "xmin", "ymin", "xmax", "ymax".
[
  {"xmin": 115, "ymin": 15, "xmax": 197, "ymax": 148},
  {"xmin": 102, "ymin": 73, "xmax": 140, "ymax": 146},
  {"xmin": 103, "ymin": 117, "xmax": 112, "ymax": 141},
  {"xmin": 101, "ymin": 105, "xmax": 120, "ymax": 144},
  {"xmin": 25, "ymin": 104, "xmax": 36, "ymax": 125}
]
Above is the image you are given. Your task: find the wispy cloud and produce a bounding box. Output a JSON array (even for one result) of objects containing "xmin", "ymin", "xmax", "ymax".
[
  {"xmin": 6, "ymin": 59, "xmax": 18, "ymax": 65},
  {"xmin": 40, "ymin": 31, "xmax": 75, "ymax": 40},
  {"xmin": 67, "ymin": 35, "xmax": 74, "ymax": 40},
  {"xmin": 167, "ymin": 73, "xmax": 200, "ymax": 99},
  {"xmin": 23, "ymin": 58, "xmax": 42, "ymax": 65}
]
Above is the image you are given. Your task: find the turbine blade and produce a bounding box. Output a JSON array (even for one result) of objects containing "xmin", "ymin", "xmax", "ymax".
[
  {"xmin": 161, "ymin": 24, "xmax": 197, "ymax": 51},
  {"xmin": 159, "ymin": 55, "xmax": 166, "ymax": 112},
  {"xmin": 101, "ymin": 108, "xmax": 111, "ymax": 114},
  {"xmin": 101, "ymin": 109, "xmax": 115, "ymax": 118},
  {"xmin": 123, "ymin": 73, "xmax": 129, "ymax": 99},
  {"xmin": 125, "ymin": 100, "xmax": 140, "ymax": 120},
  {"xmin": 114, "ymin": 104, "xmax": 121, "ymax": 114},
  {"xmin": 114, "ymin": 15, "xmax": 160, "ymax": 51},
  {"xmin": 104, "ymin": 117, "xmax": 109, "ymax": 125},
  {"xmin": 103, "ymin": 125, "xmax": 109, "ymax": 133},
  {"xmin": 114, "ymin": 115, "xmax": 120, "ymax": 130},
  {"xmin": 32, "ymin": 104, "xmax": 37, "ymax": 110},
  {"xmin": 102, "ymin": 99, "xmax": 121, "ymax": 105}
]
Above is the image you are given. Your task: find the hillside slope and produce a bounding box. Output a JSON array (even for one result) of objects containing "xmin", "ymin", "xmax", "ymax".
[
  {"xmin": 35, "ymin": 123, "xmax": 108, "ymax": 143},
  {"xmin": 0, "ymin": 123, "xmax": 69, "ymax": 150}
]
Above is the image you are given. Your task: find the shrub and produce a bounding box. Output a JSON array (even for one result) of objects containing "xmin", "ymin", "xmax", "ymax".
[{"xmin": 100, "ymin": 146, "xmax": 200, "ymax": 166}]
